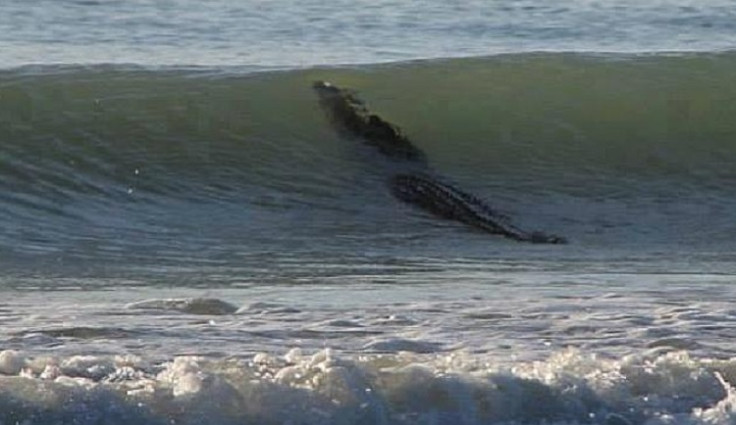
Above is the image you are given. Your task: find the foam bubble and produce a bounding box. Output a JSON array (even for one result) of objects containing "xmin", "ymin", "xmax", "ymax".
[{"xmin": 0, "ymin": 350, "xmax": 26, "ymax": 375}]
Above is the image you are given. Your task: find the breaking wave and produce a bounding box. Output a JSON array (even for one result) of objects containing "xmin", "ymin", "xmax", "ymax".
[
  {"xmin": 3, "ymin": 52, "xmax": 736, "ymax": 264},
  {"xmin": 1, "ymin": 348, "xmax": 736, "ymax": 424}
]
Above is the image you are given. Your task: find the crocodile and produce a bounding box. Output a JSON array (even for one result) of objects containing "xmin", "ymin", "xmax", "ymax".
[{"xmin": 313, "ymin": 80, "xmax": 566, "ymax": 244}]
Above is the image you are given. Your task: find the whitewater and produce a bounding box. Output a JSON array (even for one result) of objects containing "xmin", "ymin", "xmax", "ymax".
[{"xmin": 3, "ymin": 1, "xmax": 736, "ymax": 424}]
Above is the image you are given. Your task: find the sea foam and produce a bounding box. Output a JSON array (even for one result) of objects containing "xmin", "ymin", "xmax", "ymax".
[{"xmin": 1, "ymin": 348, "xmax": 736, "ymax": 424}]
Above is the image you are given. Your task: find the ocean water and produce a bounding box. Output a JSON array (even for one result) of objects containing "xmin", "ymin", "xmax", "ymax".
[{"xmin": 2, "ymin": 1, "xmax": 736, "ymax": 424}]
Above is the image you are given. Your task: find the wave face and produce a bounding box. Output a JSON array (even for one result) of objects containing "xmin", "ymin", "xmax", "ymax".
[{"xmin": 3, "ymin": 53, "xmax": 736, "ymax": 270}]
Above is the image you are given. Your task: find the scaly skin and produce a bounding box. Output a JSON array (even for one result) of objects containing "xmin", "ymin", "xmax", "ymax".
[
  {"xmin": 313, "ymin": 81, "xmax": 427, "ymax": 163},
  {"xmin": 391, "ymin": 174, "xmax": 566, "ymax": 244}
]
